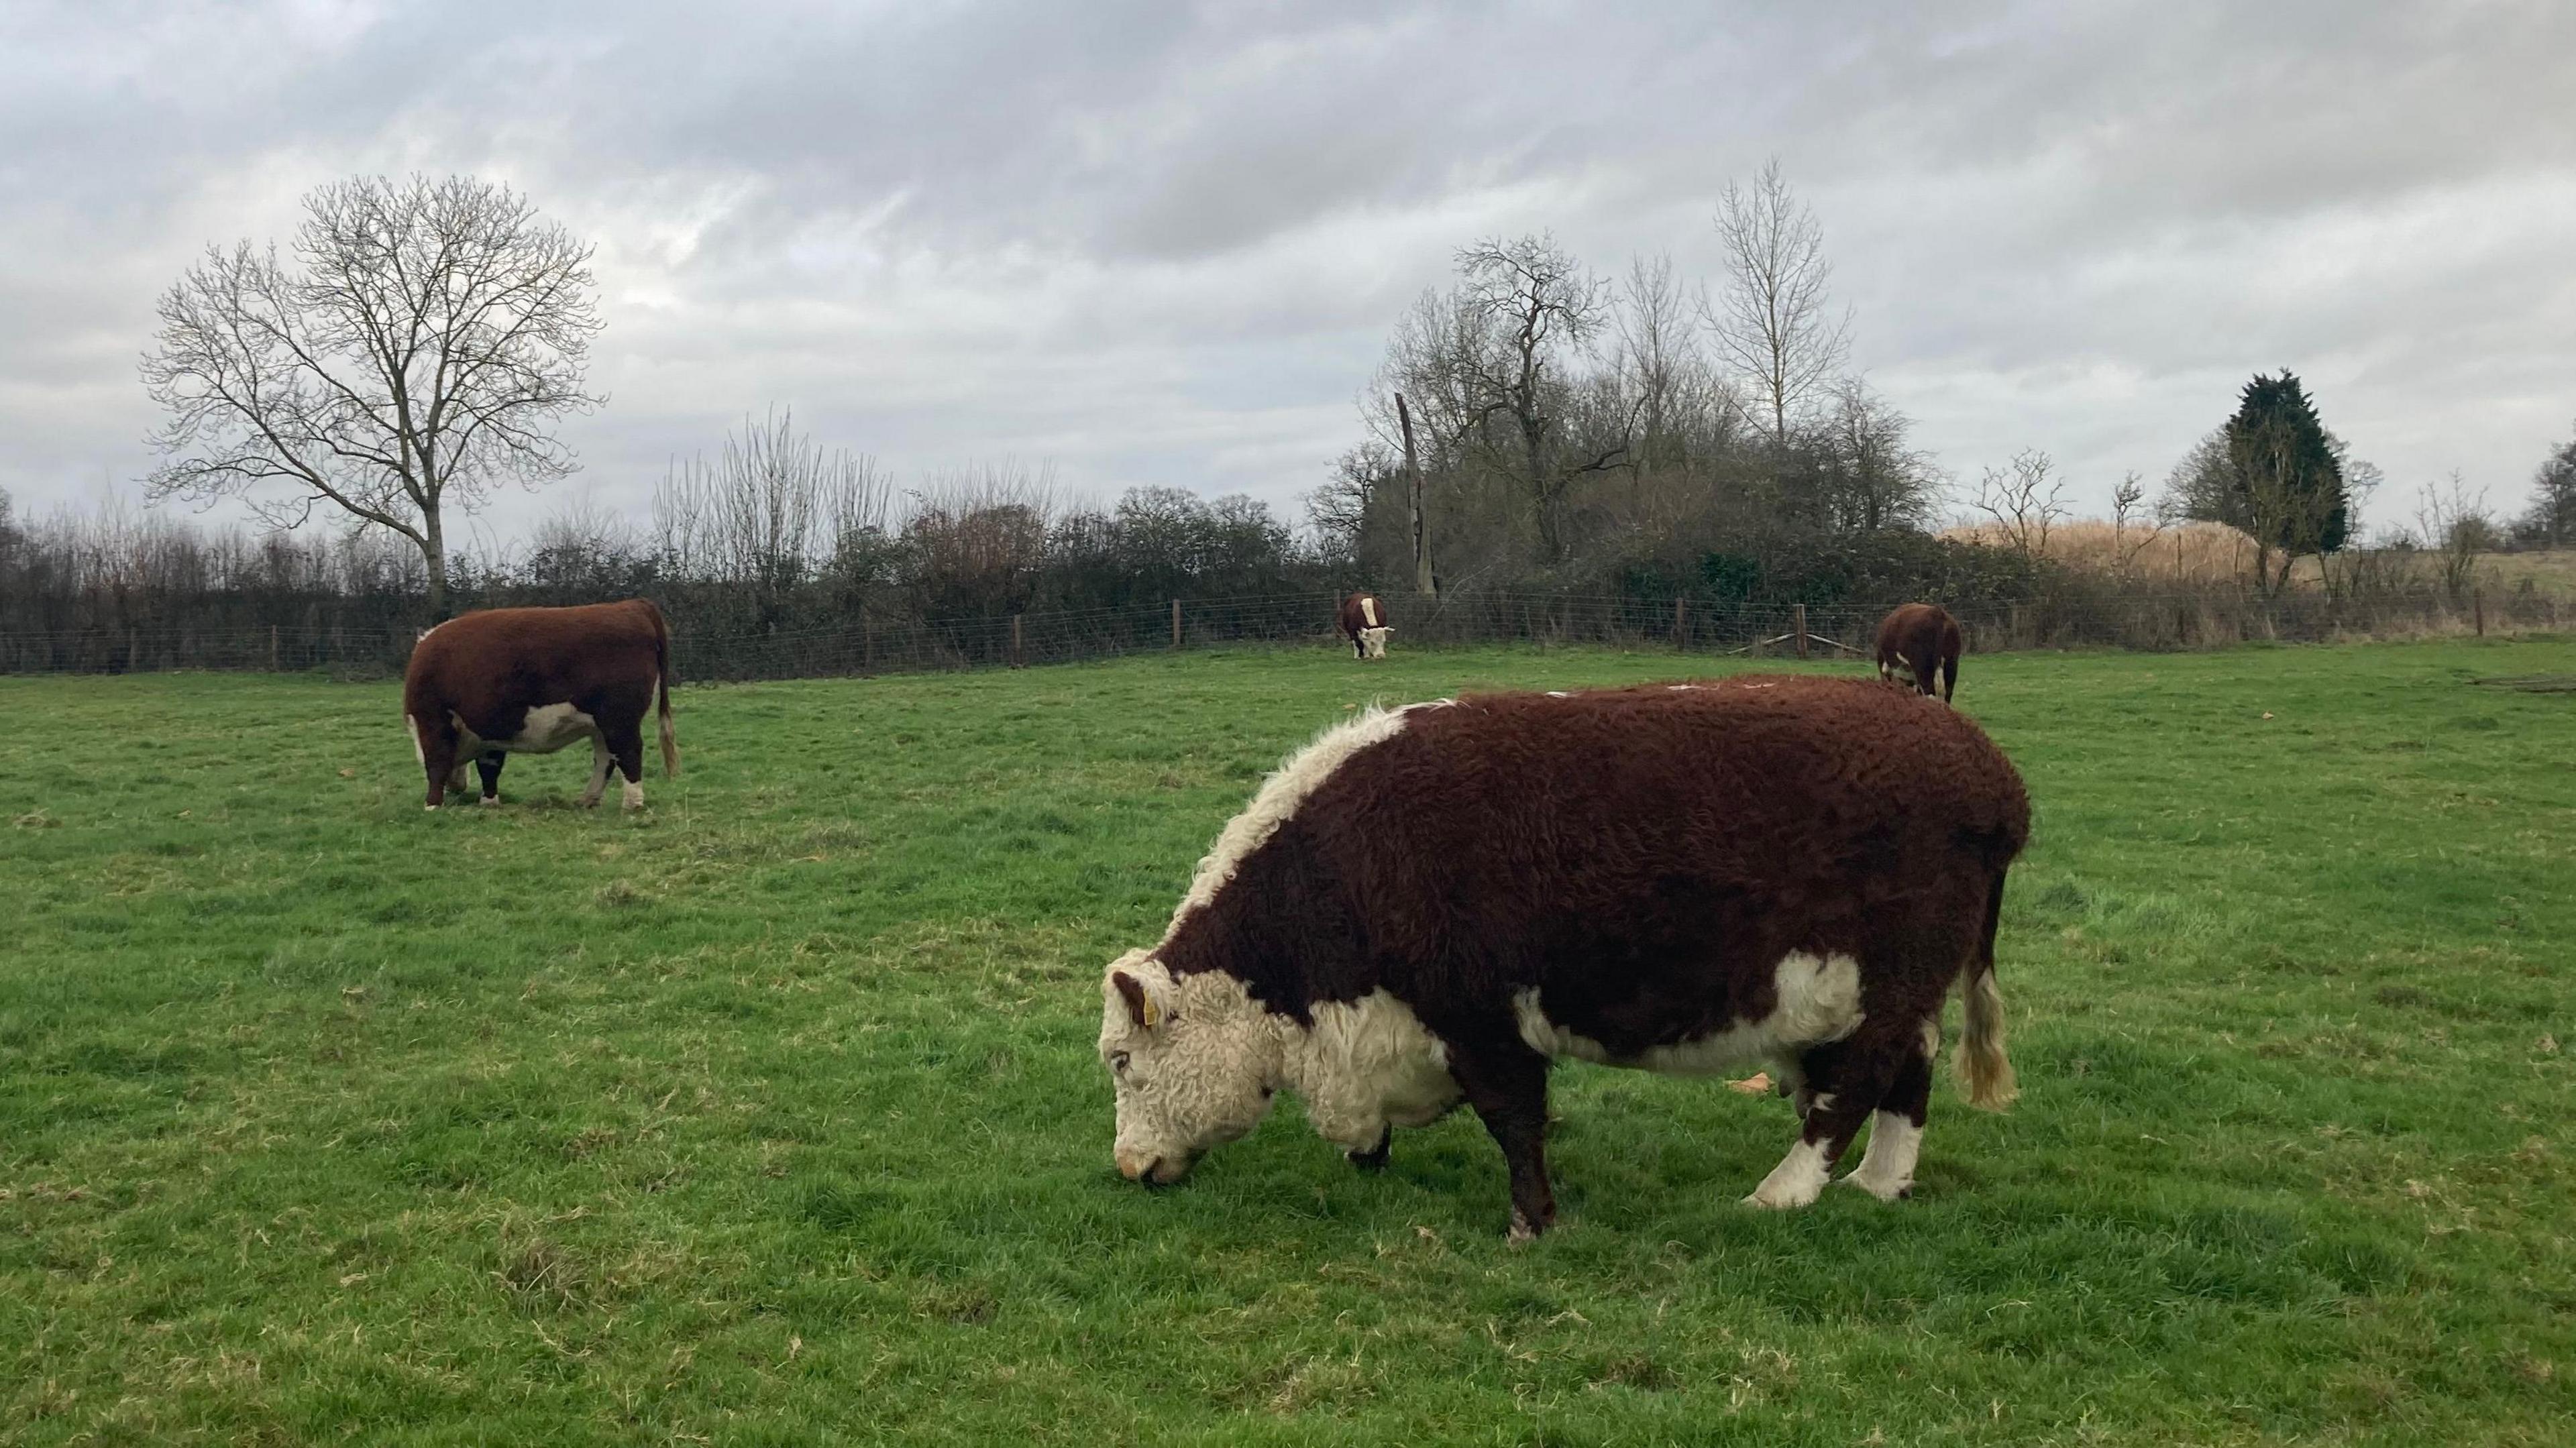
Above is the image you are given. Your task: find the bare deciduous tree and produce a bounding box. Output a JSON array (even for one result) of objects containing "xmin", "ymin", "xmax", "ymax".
[
  {"xmin": 652, "ymin": 409, "xmax": 892, "ymax": 625},
  {"xmin": 2109, "ymin": 471, "xmax": 2155, "ymax": 571},
  {"xmin": 1452, "ymin": 233, "xmax": 1629, "ymax": 561},
  {"xmin": 1307, "ymin": 441, "xmax": 1392, "ymax": 568},
  {"xmin": 1820, "ymin": 377, "xmax": 1937, "ymax": 531},
  {"xmin": 1705, "ymin": 158, "xmax": 1852, "ymax": 444},
  {"xmin": 140, "ymin": 174, "xmax": 605, "ymax": 619},
  {"xmin": 1971, "ymin": 449, "xmax": 2070, "ymax": 558},
  {"xmin": 1615, "ymin": 253, "xmax": 1737, "ymax": 476},
  {"xmin": 2412, "ymin": 470, "xmax": 2493, "ymax": 602}
]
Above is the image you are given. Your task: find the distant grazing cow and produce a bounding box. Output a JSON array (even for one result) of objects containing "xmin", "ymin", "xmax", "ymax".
[
  {"xmin": 1876, "ymin": 602, "xmax": 1963, "ymax": 702},
  {"xmin": 1338, "ymin": 592, "xmax": 1391, "ymax": 659},
  {"xmin": 403, "ymin": 600, "xmax": 678, "ymax": 811},
  {"xmin": 1097, "ymin": 675, "xmax": 2029, "ymax": 1241}
]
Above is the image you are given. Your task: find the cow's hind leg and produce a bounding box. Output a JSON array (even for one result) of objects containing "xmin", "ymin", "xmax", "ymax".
[
  {"xmin": 578, "ymin": 734, "xmax": 614, "ymax": 807},
  {"xmin": 1747, "ymin": 1033, "xmax": 1906, "ymax": 1209},
  {"xmin": 604, "ymin": 716, "xmax": 648, "ymax": 810},
  {"xmin": 1841, "ymin": 1017, "xmax": 1937, "ymax": 1202},
  {"xmin": 415, "ymin": 714, "xmax": 461, "ymax": 810},
  {"xmin": 475, "ymin": 752, "xmax": 506, "ymax": 805}
]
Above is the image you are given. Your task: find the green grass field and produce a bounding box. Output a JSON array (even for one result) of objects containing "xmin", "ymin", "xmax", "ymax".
[{"xmin": 4, "ymin": 638, "xmax": 2573, "ymax": 1445}]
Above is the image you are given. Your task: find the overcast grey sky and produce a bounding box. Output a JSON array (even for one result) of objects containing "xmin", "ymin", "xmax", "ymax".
[{"xmin": 4, "ymin": 0, "xmax": 2571, "ymax": 544}]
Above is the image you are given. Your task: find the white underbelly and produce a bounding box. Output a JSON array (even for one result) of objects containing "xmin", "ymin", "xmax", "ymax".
[
  {"xmin": 1511, "ymin": 951, "xmax": 1866, "ymax": 1076},
  {"xmin": 456, "ymin": 702, "xmax": 598, "ymax": 756}
]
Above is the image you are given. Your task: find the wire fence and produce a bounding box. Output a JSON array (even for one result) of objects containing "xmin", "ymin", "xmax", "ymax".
[{"xmin": 1, "ymin": 582, "xmax": 2565, "ymax": 682}]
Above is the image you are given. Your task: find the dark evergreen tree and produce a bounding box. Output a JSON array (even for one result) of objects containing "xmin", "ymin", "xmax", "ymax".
[
  {"xmin": 2220, "ymin": 370, "xmax": 2349, "ymax": 592},
  {"xmin": 2514, "ymin": 425, "xmax": 2576, "ymax": 547}
]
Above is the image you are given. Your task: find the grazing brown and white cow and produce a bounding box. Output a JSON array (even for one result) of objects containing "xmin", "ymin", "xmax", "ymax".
[
  {"xmin": 1097, "ymin": 675, "xmax": 2029, "ymax": 1241},
  {"xmin": 1876, "ymin": 602, "xmax": 1963, "ymax": 702},
  {"xmin": 402, "ymin": 599, "xmax": 678, "ymax": 811},
  {"xmin": 1337, "ymin": 592, "xmax": 1391, "ymax": 659}
]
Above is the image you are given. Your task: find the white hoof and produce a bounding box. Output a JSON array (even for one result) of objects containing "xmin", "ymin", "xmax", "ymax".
[
  {"xmin": 1837, "ymin": 1168, "xmax": 1913, "ymax": 1203},
  {"xmin": 1840, "ymin": 1112, "xmax": 1923, "ymax": 1204},
  {"xmin": 1743, "ymin": 1139, "xmax": 1831, "ymax": 1210},
  {"xmin": 621, "ymin": 781, "xmax": 645, "ymax": 811}
]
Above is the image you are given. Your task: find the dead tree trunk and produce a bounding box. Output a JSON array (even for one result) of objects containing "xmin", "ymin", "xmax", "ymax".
[{"xmin": 1397, "ymin": 392, "xmax": 1436, "ymax": 597}]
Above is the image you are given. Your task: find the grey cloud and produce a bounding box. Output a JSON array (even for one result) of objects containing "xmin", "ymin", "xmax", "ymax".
[{"xmin": 3, "ymin": 0, "xmax": 2572, "ymax": 540}]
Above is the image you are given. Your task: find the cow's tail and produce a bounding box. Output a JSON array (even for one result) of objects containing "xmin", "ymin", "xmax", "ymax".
[
  {"xmin": 1955, "ymin": 862, "xmax": 2018, "ymax": 1110},
  {"xmin": 651, "ymin": 603, "xmax": 680, "ymax": 777}
]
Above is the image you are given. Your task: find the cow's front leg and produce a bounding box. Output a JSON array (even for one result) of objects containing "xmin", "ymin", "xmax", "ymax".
[
  {"xmin": 579, "ymin": 734, "xmax": 613, "ymax": 807},
  {"xmin": 475, "ymin": 752, "xmax": 506, "ymax": 805},
  {"xmin": 1443, "ymin": 1033, "xmax": 1556, "ymax": 1242}
]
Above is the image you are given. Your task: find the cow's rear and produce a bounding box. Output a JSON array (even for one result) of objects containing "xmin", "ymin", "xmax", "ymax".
[
  {"xmin": 1876, "ymin": 602, "xmax": 1963, "ymax": 701},
  {"xmin": 402, "ymin": 599, "xmax": 678, "ymax": 810}
]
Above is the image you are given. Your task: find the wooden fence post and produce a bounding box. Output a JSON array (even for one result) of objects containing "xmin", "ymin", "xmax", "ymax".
[
  {"xmin": 861, "ymin": 608, "xmax": 874, "ymax": 673},
  {"xmin": 1171, "ymin": 598, "xmax": 1182, "ymax": 650},
  {"xmin": 1011, "ymin": 613, "xmax": 1024, "ymax": 667},
  {"xmin": 1674, "ymin": 596, "xmax": 1687, "ymax": 651},
  {"xmin": 127, "ymin": 626, "xmax": 139, "ymax": 673},
  {"xmin": 1792, "ymin": 604, "xmax": 1809, "ymax": 659},
  {"xmin": 2474, "ymin": 586, "xmax": 2485, "ymax": 637},
  {"xmin": 268, "ymin": 625, "xmax": 280, "ymax": 672}
]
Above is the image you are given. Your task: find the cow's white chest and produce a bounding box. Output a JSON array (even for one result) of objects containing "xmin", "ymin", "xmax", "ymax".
[
  {"xmin": 1513, "ymin": 950, "xmax": 1866, "ymax": 1076},
  {"xmin": 458, "ymin": 702, "xmax": 597, "ymax": 756},
  {"xmin": 1287, "ymin": 989, "xmax": 1462, "ymax": 1150}
]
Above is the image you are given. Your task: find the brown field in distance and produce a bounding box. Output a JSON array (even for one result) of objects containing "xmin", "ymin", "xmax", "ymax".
[{"xmin": 1942, "ymin": 519, "xmax": 2576, "ymax": 596}]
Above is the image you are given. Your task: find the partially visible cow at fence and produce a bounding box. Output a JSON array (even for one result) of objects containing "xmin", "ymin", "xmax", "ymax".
[
  {"xmin": 1876, "ymin": 602, "xmax": 1964, "ymax": 702},
  {"xmin": 1096, "ymin": 675, "xmax": 2030, "ymax": 1241},
  {"xmin": 402, "ymin": 600, "xmax": 679, "ymax": 810},
  {"xmin": 1337, "ymin": 592, "xmax": 1391, "ymax": 659}
]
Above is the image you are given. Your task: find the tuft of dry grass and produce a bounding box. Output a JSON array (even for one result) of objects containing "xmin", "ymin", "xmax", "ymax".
[{"xmin": 1943, "ymin": 519, "xmax": 2265, "ymax": 583}]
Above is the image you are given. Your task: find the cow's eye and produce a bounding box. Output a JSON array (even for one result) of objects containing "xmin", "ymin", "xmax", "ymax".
[{"xmin": 1110, "ymin": 1051, "xmax": 1130, "ymax": 1073}]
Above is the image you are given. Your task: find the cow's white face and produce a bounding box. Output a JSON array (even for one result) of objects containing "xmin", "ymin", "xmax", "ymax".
[
  {"xmin": 1362, "ymin": 626, "xmax": 1391, "ymax": 659},
  {"xmin": 1098, "ymin": 952, "xmax": 1275, "ymax": 1184}
]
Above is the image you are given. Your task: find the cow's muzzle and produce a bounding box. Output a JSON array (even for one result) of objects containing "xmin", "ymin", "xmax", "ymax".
[{"xmin": 1116, "ymin": 1150, "xmax": 1194, "ymax": 1186}]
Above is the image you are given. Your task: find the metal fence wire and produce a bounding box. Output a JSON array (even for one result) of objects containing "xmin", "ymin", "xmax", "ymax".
[{"xmin": 1, "ymin": 584, "xmax": 2564, "ymax": 681}]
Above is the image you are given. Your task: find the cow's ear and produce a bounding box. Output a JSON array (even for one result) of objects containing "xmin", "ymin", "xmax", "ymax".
[{"xmin": 1111, "ymin": 968, "xmax": 1168, "ymax": 1029}]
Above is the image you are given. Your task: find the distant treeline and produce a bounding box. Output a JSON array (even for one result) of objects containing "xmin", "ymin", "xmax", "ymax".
[
  {"xmin": 0, "ymin": 474, "xmax": 1334, "ymax": 656},
  {"xmin": 0, "ymin": 386, "xmax": 2064, "ymax": 673}
]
